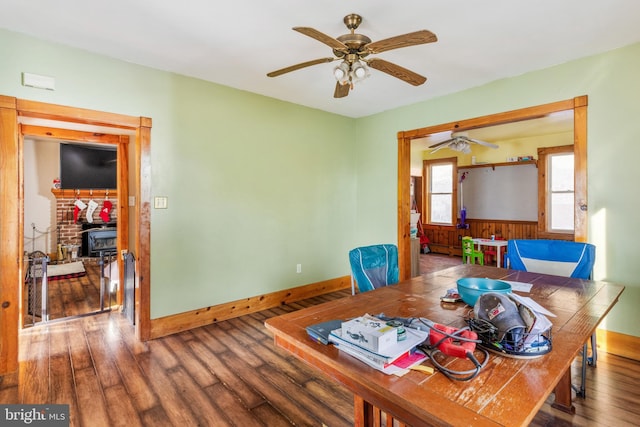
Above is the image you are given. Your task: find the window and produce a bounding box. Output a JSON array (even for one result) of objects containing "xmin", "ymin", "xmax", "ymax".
[
  {"xmin": 538, "ymin": 145, "xmax": 574, "ymax": 237},
  {"xmin": 549, "ymin": 153, "xmax": 574, "ymax": 230},
  {"xmin": 423, "ymin": 158, "xmax": 457, "ymax": 225}
]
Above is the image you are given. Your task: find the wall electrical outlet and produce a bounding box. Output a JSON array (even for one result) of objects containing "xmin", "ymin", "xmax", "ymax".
[{"xmin": 296, "ymin": 264, "xmax": 302, "ymax": 274}]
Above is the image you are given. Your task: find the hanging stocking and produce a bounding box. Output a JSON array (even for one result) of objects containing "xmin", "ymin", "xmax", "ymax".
[
  {"xmin": 73, "ymin": 199, "xmax": 87, "ymax": 223},
  {"xmin": 86, "ymin": 199, "xmax": 99, "ymax": 223},
  {"xmin": 100, "ymin": 200, "xmax": 113, "ymax": 223}
]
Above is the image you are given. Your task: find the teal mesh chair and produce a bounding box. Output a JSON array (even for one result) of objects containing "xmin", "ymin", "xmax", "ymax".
[{"xmin": 349, "ymin": 244, "xmax": 399, "ymax": 294}]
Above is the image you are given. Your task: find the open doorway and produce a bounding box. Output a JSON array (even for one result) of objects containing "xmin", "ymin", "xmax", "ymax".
[
  {"xmin": 0, "ymin": 95, "xmax": 152, "ymax": 375},
  {"xmin": 23, "ymin": 135, "xmax": 127, "ymax": 324},
  {"xmin": 396, "ymin": 96, "xmax": 588, "ymax": 280}
]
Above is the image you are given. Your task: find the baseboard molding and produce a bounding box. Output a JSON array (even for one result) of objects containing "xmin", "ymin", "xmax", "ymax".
[
  {"xmin": 149, "ymin": 275, "xmax": 351, "ymax": 339},
  {"xmin": 596, "ymin": 328, "xmax": 640, "ymax": 362}
]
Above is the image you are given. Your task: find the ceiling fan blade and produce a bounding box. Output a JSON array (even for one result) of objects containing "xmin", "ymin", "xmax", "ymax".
[
  {"xmin": 367, "ymin": 58, "xmax": 426, "ymax": 86},
  {"xmin": 334, "ymin": 82, "xmax": 350, "ymax": 98},
  {"xmin": 267, "ymin": 57, "xmax": 335, "ymax": 77},
  {"xmin": 468, "ymin": 138, "xmax": 499, "ymax": 149},
  {"xmin": 428, "ymin": 138, "xmax": 454, "ymax": 149},
  {"xmin": 430, "ymin": 144, "xmax": 450, "ymax": 154},
  {"xmin": 293, "ymin": 27, "xmax": 349, "ymax": 52},
  {"xmin": 365, "ymin": 30, "xmax": 437, "ymax": 54}
]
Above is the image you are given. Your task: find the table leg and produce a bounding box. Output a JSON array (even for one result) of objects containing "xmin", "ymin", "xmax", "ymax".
[
  {"xmin": 497, "ymin": 248, "xmax": 501, "ymax": 268},
  {"xmin": 354, "ymin": 395, "xmax": 374, "ymax": 427},
  {"xmin": 551, "ymin": 368, "xmax": 576, "ymax": 414}
]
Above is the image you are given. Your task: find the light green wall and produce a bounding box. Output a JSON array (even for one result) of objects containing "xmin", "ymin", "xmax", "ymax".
[
  {"xmin": 2, "ymin": 29, "xmax": 638, "ymax": 337},
  {"xmin": 356, "ymin": 42, "xmax": 640, "ymax": 337},
  {"xmin": 0, "ymin": 29, "xmax": 357, "ymax": 318}
]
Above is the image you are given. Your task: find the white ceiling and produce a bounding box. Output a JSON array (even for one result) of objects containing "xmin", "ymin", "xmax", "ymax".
[{"xmin": 2, "ymin": 1, "xmax": 640, "ymax": 119}]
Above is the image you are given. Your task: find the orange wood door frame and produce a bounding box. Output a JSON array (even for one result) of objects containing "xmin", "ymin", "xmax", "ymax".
[
  {"xmin": 397, "ymin": 96, "xmax": 588, "ymax": 280},
  {"xmin": 0, "ymin": 95, "xmax": 152, "ymax": 375},
  {"xmin": 0, "ymin": 97, "xmax": 20, "ymax": 374}
]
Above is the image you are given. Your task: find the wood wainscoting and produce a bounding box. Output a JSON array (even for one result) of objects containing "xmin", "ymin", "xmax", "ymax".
[
  {"xmin": 149, "ymin": 275, "xmax": 351, "ymax": 339},
  {"xmin": 423, "ymin": 218, "xmax": 539, "ymax": 256}
]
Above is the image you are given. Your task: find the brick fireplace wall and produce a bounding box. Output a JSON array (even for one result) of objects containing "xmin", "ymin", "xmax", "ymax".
[{"xmin": 55, "ymin": 196, "xmax": 118, "ymax": 250}]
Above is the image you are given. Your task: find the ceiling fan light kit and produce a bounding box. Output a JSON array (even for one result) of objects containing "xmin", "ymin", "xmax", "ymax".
[
  {"xmin": 267, "ymin": 13, "xmax": 437, "ymax": 98},
  {"xmin": 351, "ymin": 61, "xmax": 368, "ymax": 80},
  {"xmin": 333, "ymin": 59, "xmax": 369, "ymax": 85},
  {"xmin": 333, "ymin": 61, "xmax": 350, "ymax": 83},
  {"xmin": 429, "ymin": 131, "xmax": 499, "ymax": 154}
]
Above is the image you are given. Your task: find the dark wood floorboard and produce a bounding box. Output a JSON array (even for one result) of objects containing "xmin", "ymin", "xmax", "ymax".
[{"xmin": 2, "ymin": 253, "xmax": 638, "ymax": 426}]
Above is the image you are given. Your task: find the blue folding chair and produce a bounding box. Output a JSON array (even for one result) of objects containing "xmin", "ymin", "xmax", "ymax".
[
  {"xmin": 507, "ymin": 239, "xmax": 596, "ymax": 398},
  {"xmin": 507, "ymin": 239, "xmax": 595, "ymax": 279},
  {"xmin": 349, "ymin": 244, "xmax": 399, "ymax": 294}
]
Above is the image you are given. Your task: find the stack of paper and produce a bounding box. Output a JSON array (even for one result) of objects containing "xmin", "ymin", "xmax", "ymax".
[{"xmin": 329, "ymin": 326, "xmax": 429, "ymax": 376}]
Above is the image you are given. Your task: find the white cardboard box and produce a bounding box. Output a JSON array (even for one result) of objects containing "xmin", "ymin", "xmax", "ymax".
[{"xmin": 341, "ymin": 314, "xmax": 398, "ymax": 354}]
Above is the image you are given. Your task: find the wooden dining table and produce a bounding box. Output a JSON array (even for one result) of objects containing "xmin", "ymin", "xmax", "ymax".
[{"xmin": 264, "ymin": 264, "xmax": 624, "ymax": 427}]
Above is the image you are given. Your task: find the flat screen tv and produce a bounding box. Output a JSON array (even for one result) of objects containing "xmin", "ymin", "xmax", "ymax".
[{"xmin": 60, "ymin": 143, "xmax": 117, "ymax": 190}]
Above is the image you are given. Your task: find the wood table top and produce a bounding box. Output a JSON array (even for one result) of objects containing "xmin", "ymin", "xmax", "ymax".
[{"xmin": 265, "ymin": 264, "xmax": 624, "ymax": 427}]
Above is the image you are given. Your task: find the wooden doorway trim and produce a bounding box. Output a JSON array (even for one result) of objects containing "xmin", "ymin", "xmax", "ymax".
[
  {"xmin": 397, "ymin": 96, "xmax": 588, "ymax": 280},
  {"xmin": 0, "ymin": 95, "xmax": 152, "ymax": 374}
]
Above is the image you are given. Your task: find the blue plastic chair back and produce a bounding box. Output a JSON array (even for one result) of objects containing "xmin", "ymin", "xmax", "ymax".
[
  {"xmin": 507, "ymin": 239, "xmax": 595, "ymax": 279},
  {"xmin": 349, "ymin": 244, "xmax": 399, "ymax": 294}
]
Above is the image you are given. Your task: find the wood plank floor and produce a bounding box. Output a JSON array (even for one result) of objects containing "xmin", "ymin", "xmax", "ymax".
[{"xmin": 3, "ymin": 254, "xmax": 639, "ymax": 426}]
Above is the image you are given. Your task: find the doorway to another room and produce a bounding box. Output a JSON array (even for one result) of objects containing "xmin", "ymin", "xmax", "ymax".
[
  {"xmin": 23, "ymin": 138, "xmax": 122, "ymax": 324},
  {"xmin": 0, "ymin": 95, "xmax": 152, "ymax": 375},
  {"xmin": 396, "ymin": 96, "xmax": 589, "ymax": 280}
]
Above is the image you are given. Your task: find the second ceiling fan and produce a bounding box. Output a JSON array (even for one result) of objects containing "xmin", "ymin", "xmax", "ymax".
[
  {"xmin": 429, "ymin": 132, "xmax": 499, "ymax": 154},
  {"xmin": 267, "ymin": 13, "xmax": 438, "ymax": 98}
]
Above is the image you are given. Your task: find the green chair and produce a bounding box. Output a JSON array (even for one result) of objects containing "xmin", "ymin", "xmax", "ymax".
[{"xmin": 461, "ymin": 236, "xmax": 484, "ymax": 265}]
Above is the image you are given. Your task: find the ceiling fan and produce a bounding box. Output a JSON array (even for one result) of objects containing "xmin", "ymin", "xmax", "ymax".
[
  {"xmin": 266, "ymin": 13, "xmax": 437, "ymax": 98},
  {"xmin": 429, "ymin": 131, "xmax": 499, "ymax": 154}
]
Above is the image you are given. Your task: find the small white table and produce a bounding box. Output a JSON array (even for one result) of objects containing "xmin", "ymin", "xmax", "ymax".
[{"xmin": 472, "ymin": 238, "xmax": 508, "ymax": 267}]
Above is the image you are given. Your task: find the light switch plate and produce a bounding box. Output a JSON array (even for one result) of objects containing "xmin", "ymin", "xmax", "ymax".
[{"xmin": 154, "ymin": 196, "xmax": 168, "ymax": 209}]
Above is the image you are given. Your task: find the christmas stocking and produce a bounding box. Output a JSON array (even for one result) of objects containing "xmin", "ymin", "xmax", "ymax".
[
  {"xmin": 86, "ymin": 199, "xmax": 99, "ymax": 223},
  {"xmin": 73, "ymin": 199, "xmax": 87, "ymax": 223},
  {"xmin": 100, "ymin": 200, "xmax": 113, "ymax": 223}
]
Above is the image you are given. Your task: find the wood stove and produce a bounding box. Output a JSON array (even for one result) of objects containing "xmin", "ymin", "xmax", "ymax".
[{"xmin": 82, "ymin": 223, "xmax": 117, "ymax": 256}]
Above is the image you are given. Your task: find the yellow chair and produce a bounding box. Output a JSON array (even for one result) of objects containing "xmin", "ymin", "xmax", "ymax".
[{"xmin": 461, "ymin": 236, "xmax": 484, "ymax": 265}]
